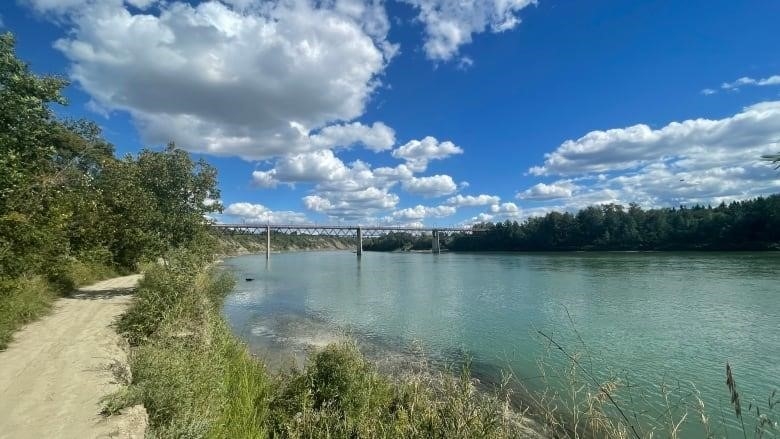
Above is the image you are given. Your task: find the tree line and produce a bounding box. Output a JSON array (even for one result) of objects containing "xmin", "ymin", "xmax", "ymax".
[
  {"xmin": 1, "ymin": 32, "xmax": 220, "ymax": 345},
  {"xmin": 448, "ymin": 197, "xmax": 780, "ymax": 251},
  {"xmin": 363, "ymin": 197, "xmax": 780, "ymax": 253}
]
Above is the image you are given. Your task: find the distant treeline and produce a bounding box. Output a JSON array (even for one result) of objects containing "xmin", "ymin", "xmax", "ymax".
[
  {"xmin": 449, "ymin": 196, "xmax": 780, "ymax": 251},
  {"xmin": 365, "ymin": 196, "xmax": 780, "ymax": 252},
  {"xmin": 364, "ymin": 233, "xmax": 433, "ymax": 251}
]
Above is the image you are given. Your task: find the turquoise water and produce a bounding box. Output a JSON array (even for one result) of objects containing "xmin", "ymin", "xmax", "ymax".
[{"xmin": 222, "ymin": 251, "xmax": 779, "ymax": 435}]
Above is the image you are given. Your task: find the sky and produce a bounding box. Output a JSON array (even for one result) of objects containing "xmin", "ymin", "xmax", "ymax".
[{"xmin": 2, "ymin": 0, "xmax": 780, "ymax": 226}]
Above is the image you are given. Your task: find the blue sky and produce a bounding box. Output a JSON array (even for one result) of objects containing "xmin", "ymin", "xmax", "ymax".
[{"xmin": 2, "ymin": 0, "xmax": 780, "ymax": 226}]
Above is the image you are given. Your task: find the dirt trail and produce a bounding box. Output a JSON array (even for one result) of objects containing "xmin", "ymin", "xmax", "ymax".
[{"xmin": 0, "ymin": 275, "xmax": 147, "ymax": 439}]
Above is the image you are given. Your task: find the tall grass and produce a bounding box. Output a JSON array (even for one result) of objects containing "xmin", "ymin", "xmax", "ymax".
[
  {"xmin": 520, "ymin": 327, "xmax": 779, "ymax": 439},
  {"xmin": 0, "ymin": 259, "xmax": 117, "ymax": 349}
]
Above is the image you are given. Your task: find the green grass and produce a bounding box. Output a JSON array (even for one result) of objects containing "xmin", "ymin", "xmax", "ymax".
[
  {"xmin": 0, "ymin": 260, "xmax": 118, "ymax": 350},
  {"xmin": 0, "ymin": 276, "xmax": 56, "ymax": 349}
]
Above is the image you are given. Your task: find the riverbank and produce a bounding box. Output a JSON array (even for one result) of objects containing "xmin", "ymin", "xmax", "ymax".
[
  {"xmin": 111, "ymin": 250, "xmax": 545, "ymax": 437},
  {"xmin": 0, "ymin": 274, "xmax": 147, "ymax": 438},
  {"xmin": 213, "ymin": 232, "xmax": 355, "ymax": 256}
]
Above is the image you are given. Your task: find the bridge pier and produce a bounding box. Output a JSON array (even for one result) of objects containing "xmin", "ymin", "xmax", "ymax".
[
  {"xmin": 356, "ymin": 226, "xmax": 363, "ymax": 256},
  {"xmin": 266, "ymin": 225, "xmax": 270, "ymax": 259},
  {"xmin": 432, "ymin": 230, "xmax": 440, "ymax": 254}
]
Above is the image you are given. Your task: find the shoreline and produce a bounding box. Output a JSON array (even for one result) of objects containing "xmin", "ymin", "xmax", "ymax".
[{"xmin": 118, "ymin": 254, "xmax": 550, "ymax": 437}]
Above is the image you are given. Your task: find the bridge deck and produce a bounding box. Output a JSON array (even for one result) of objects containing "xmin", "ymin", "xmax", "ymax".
[
  {"xmin": 214, "ymin": 223, "xmax": 476, "ymax": 233},
  {"xmin": 212, "ymin": 224, "xmax": 481, "ymax": 255}
]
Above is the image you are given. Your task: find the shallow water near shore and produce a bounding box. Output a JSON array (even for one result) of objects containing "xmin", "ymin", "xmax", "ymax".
[{"xmin": 222, "ymin": 250, "xmax": 779, "ymax": 435}]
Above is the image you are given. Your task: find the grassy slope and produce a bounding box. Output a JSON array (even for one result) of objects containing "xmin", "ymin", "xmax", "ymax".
[{"xmin": 212, "ymin": 233, "xmax": 356, "ymax": 256}]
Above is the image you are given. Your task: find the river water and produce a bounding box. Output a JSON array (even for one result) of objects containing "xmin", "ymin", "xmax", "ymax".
[{"xmin": 222, "ymin": 251, "xmax": 779, "ymax": 436}]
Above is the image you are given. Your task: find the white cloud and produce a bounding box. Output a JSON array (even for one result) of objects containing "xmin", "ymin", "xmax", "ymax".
[
  {"xmin": 489, "ymin": 202, "xmax": 521, "ymax": 214},
  {"xmin": 403, "ymin": 0, "xmax": 536, "ymax": 61},
  {"xmin": 445, "ymin": 194, "xmax": 500, "ymax": 206},
  {"xmin": 401, "ymin": 174, "xmax": 458, "ymax": 197},
  {"xmin": 392, "ymin": 204, "xmax": 456, "ymax": 220},
  {"xmin": 311, "ymin": 122, "xmax": 396, "ymax": 152},
  {"xmin": 252, "ymin": 149, "xmax": 418, "ymax": 193},
  {"xmin": 32, "ymin": 0, "xmax": 395, "ymax": 159},
  {"xmin": 463, "ymin": 212, "xmax": 495, "ymax": 224},
  {"xmin": 721, "ymin": 75, "xmax": 780, "ymax": 91},
  {"xmin": 252, "ymin": 150, "xmax": 349, "ymax": 188},
  {"xmin": 700, "ymin": 88, "xmax": 717, "ymax": 96},
  {"xmin": 517, "ymin": 181, "xmax": 577, "ymax": 200},
  {"xmin": 524, "ymin": 101, "xmax": 780, "ymax": 209},
  {"xmin": 250, "ymin": 147, "xmax": 466, "ymax": 220},
  {"xmin": 224, "ymin": 202, "xmax": 310, "ymax": 224},
  {"xmin": 303, "ymin": 187, "xmax": 399, "ymax": 221},
  {"xmin": 529, "ymin": 101, "xmax": 780, "ymax": 176},
  {"xmin": 391, "ymin": 136, "xmax": 463, "ymax": 171}
]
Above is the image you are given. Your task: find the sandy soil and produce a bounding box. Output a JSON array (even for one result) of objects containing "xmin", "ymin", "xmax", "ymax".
[{"xmin": 0, "ymin": 275, "xmax": 147, "ymax": 439}]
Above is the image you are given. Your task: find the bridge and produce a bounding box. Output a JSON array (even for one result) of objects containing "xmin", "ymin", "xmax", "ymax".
[{"xmin": 212, "ymin": 223, "xmax": 482, "ymax": 257}]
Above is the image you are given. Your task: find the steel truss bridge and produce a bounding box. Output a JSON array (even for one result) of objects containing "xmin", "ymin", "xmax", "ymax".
[{"xmin": 212, "ymin": 223, "xmax": 482, "ymax": 257}]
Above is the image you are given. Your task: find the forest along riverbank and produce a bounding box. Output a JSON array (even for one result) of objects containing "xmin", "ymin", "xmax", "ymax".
[{"xmin": 0, "ymin": 275, "xmax": 147, "ymax": 439}]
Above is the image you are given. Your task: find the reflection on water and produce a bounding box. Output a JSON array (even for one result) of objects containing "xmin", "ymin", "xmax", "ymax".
[{"xmin": 222, "ymin": 251, "xmax": 780, "ymax": 435}]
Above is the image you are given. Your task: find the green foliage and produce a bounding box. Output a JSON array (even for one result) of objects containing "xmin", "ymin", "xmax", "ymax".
[
  {"xmin": 364, "ymin": 232, "xmax": 433, "ymax": 252},
  {"xmin": 0, "ymin": 30, "xmax": 223, "ymax": 345},
  {"xmin": 448, "ymin": 197, "xmax": 780, "ymax": 251}
]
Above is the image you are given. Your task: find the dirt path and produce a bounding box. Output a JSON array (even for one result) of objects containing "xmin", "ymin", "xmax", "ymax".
[{"xmin": 0, "ymin": 275, "xmax": 147, "ymax": 439}]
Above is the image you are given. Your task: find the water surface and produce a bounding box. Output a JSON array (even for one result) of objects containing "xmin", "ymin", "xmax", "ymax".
[{"xmin": 222, "ymin": 251, "xmax": 779, "ymax": 435}]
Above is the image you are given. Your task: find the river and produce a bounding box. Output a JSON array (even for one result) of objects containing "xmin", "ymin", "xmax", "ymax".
[{"xmin": 222, "ymin": 251, "xmax": 779, "ymax": 436}]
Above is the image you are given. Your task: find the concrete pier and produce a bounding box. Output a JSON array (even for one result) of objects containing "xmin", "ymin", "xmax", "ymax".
[
  {"xmin": 432, "ymin": 230, "xmax": 440, "ymax": 254},
  {"xmin": 266, "ymin": 225, "xmax": 271, "ymax": 259},
  {"xmin": 356, "ymin": 226, "xmax": 363, "ymax": 256}
]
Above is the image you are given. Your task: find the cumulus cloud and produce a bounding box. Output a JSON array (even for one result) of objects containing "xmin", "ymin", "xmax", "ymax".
[
  {"xmin": 700, "ymin": 88, "xmax": 717, "ymax": 96},
  {"xmin": 517, "ymin": 181, "xmax": 577, "ymax": 200},
  {"xmin": 401, "ymin": 174, "xmax": 458, "ymax": 197},
  {"xmin": 392, "ymin": 204, "xmax": 456, "ymax": 220},
  {"xmin": 252, "ymin": 150, "xmax": 349, "ymax": 188},
  {"xmin": 251, "ymin": 149, "xmax": 418, "ymax": 192},
  {"xmin": 391, "ymin": 136, "xmax": 463, "ymax": 171},
  {"xmin": 445, "ymin": 194, "xmax": 501, "ymax": 206},
  {"xmin": 403, "ymin": 0, "xmax": 536, "ymax": 61},
  {"xmin": 524, "ymin": 101, "xmax": 780, "ymax": 209},
  {"xmin": 529, "ymin": 101, "xmax": 780, "ymax": 176},
  {"xmin": 310, "ymin": 122, "xmax": 396, "ymax": 152},
  {"xmin": 224, "ymin": 202, "xmax": 310, "ymax": 224},
  {"xmin": 303, "ymin": 187, "xmax": 399, "ymax": 221},
  {"xmin": 29, "ymin": 0, "xmax": 396, "ymax": 159},
  {"xmin": 721, "ymin": 75, "xmax": 780, "ymax": 91},
  {"xmin": 489, "ymin": 202, "xmax": 521, "ymax": 214}
]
